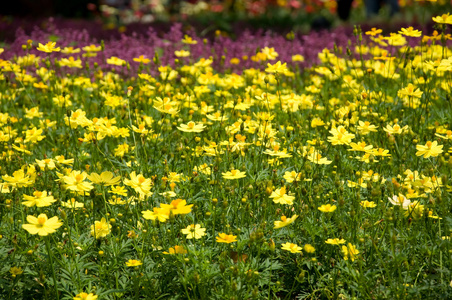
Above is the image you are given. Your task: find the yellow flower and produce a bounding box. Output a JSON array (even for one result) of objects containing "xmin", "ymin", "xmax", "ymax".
[
  {"xmin": 125, "ymin": 259, "xmax": 142, "ymax": 267},
  {"xmin": 61, "ymin": 198, "xmax": 84, "ymax": 209},
  {"xmin": 304, "ymin": 244, "xmax": 316, "ymax": 253},
  {"xmin": 432, "ymin": 13, "xmax": 452, "ymax": 24},
  {"xmin": 328, "ymin": 126, "xmax": 355, "ymax": 145},
  {"xmin": 175, "ymin": 50, "xmax": 190, "ymax": 57},
  {"xmin": 281, "ymin": 242, "xmax": 302, "ymax": 253},
  {"xmin": 110, "ymin": 185, "xmax": 128, "ymax": 196},
  {"xmin": 398, "ymin": 84, "xmax": 423, "ymax": 99},
  {"xmin": 133, "ymin": 55, "xmax": 150, "ymax": 64},
  {"xmin": 22, "ymin": 214, "xmax": 63, "ymax": 236},
  {"xmin": 61, "ymin": 47, "xmax": 80, "ymax": 54},
  {"xmin": 318, "ymin": 204, "xmax": 337, "ymax": 213},
  {"xmin": 365, "ymin": 27, "xmax": 383, "ymax": 36},
  {"xmin": 222, "ymin": 169, "xmax": 246, "ymax": 180},
  {"xmin": 398, "ymin": 27, "xmax": 422, "ymax": 37},
  {"xmin": 360, "ymin": 200, "xmax": 376, "ymax": 208},
  {"xmin": 35, "ymin": 158, "xmax": 56, "ymax": 170},
  {"xmin": 142, "ymin": 207, "xmax": 170, "ymax": 222},
  {"xmin": 87, "ymin": 171, "xmax": 121, "ymax": 186},
  {"xmin": 341, "ymin": 243, "xmax": 359, "ymax": 261},
  {"xmin": 269, "ymin": 186, "xmax": 295, "ymax": 205},
  {"xmin": 163, "ymin": 245, "xmax": 187, "ymax": 255},
  {"xmin": 73, "ymin": 292, "xmax": 98, "ymax": 300},
  {"xmin": 292, "ymin": 54, "xmax": 305, "ymax": 62},
  {"xmin": 216, "ymin": 233, "xmax": 238, "ymax": 243},
  {"xmin": 325, "ymin": 238, "xmax": 346, "ymax": 245},
  {"xmin": 261, "ymin": 47, "xmax": 279, "ymax": 60},
  {"xmin": 405, "ymin": 201, "xmax": 425, "ymax": 220},
  {"xmin": 59, "ymin": 56, "xmax": 82, "ymax": 68},
  {"xmin": 2, "ymin": 169, "xmax": 33, "ymax": 188},
  {"xmin": 182, "ymin": 35, "xmax": 197, "ymax": 44},
  {"xmin": 181, "ymin": 224, "xmax": 206, "ymax": 239},
  {"xmin": 90, "ymin": 218, "xmax": 111, "ymax": 239},
  {"xmin": 22, "ymin": 191, "xmax": 56, "ymax": 207},
  {"xmin": 36, "ymin": 41, "xmax": 60, "ymax": 53},
  {"xmin": 265, "ymin": 61, "xmax": 288, "ymax": 73},
  {"xmin": 283, "ymin": 171, "xmax": 303, "ymax": 183},
  {"xmin": 306, "ymin": 152, "xmax": 332, "ymax": 165},
  {"xmin": 383, "ymin": 123, "xmax": 408, "ymax": 135},
  {"xmin": 82, "ymin": 44, "xmax": 101, "ymax": 52},
  {"xmin": 357, "ymin": 121, "xmax": 378, "ymax": 135},
  {"xmin": 10, "ymin": 266, "xmax": 23, "ymax": 277},
  {"xmin": 177, "ymin": 121, "xmax": 206, "ymax": 133},
  {"xmin": 416, "ymin": 141, "xmax": 443, "ymax": 158},
  {"xmin": 160, "ymin": 199, "xmax": 193, "ymax": 215},
  {"xmin": 63, "ymin": 170, "xmax": 94, "ymax": 193},
  {"xmin": 274, "ymin": 215, "xmax": 298, "ymax": 229},
  {"xmin": 106, "ymin": 56, "xmax": 126, "ymax": 66},
  {"xmin": 123, "ymin": 171, "xmax": 153, "ymax": 196}
]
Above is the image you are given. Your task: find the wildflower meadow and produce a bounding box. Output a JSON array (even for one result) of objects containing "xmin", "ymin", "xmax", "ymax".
[{"xmin": 2, "ymin": 9, "xmax": 452, "ymax": 300}]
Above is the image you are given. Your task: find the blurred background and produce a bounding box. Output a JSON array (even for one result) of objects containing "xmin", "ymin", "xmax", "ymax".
[{"xmin": 1, "ymin": 0, "xmax": 452, "ymax": 34}]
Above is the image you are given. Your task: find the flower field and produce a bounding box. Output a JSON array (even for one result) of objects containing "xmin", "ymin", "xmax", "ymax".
[{"xmin": 2, "ymin": 13, "xmax": 452, "ymax": 300}]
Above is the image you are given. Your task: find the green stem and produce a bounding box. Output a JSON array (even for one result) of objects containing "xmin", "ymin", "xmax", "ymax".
[{"xmin": 45, "ymin": 237, "xmax": 60, "ymax": 300}]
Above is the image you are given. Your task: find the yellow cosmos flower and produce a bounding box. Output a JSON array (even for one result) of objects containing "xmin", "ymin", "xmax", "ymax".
[
  {"xmin": 123, "ymin": 171, "xmax": 152, "ymax": 196},
  {"xmin": 175, "ymin": 50, "xmax": 190, "ymax": 57},
  {"xmin": 182, "ymin": 35, "xmax": 197, "ymax": 44},
  {"xmin": 177, "ymin": 121, "xmax": 206, "ymax": 133},
  {"xmin": 36, "ymin": 41, "xmax": 60, "ymax": 53},
  {"xmin": 222, "ymin": 169, "xmax": 246, "ymax": 179},
  {"xmin": 216, "ymin": 233, "xmax": 238, "ymax": 243},
  {"xmin": 73, "ymin": 292, "xmax": 98, "ymax": 300},
  {"xmin": 87, "ymin": 171, "xmax": 121, "ymax": 186},
  {"xmin": 265, "ymin": 61, "xmax": 288, "ymax": 74},
  {"xmin": 325, "ymin": 238, "xmax": 346, "ymax": 245},
  {"xmin": 106, "ymin": 56, "xmax": 126, "ymax": 66},
  {"xmin": 2, "ymin": 169, "xmax": 33, "ymax": 188},
  {"xmin": 142, "ymin": 207, "xmax": 170, "ymax": 222},
  {"xmin": 63, "ymin": 170, "xmax": 94, "ymax": 193},
  {"xmin": 283, "ymin": 171, "xmax": 303, "ymax": 183},
  {"xmin": 281, "ymin": 242, "xmax": 302, "ymax": 253},
  {"xmin": 357, "ymin": 121, "xmax": 378, "ymax": 135},
  {"xmin": 125, "ymin": 259, "xmax": 142, "ymax": 267},
  {"xmin": 292, "ymin": 54, "xmax": 305, "ymax": 62},
  {"xmin": 61, "ymin": 198, "xmax": 84, "ymax": 209},
  {"xmin": 270, "ymin": 186, "xmax": 295, "ymax": 205},
  {"xmin": 59, "ymin": 56, "xmax": 82, "ymax": 68},
  {"xmin": 318, "ymin": 204, "xmax": 337, "ymax": 213},
  {"xmin": 61, "ymin": 46, "xmax": 80, "ymax": 54},
  {"xmin": 416, "ymin": 141, "xmax": 443, "ymax": 158},
  {"xmin": 304, "ymin": 244, "xmax": 316, "ymax": 253},
  {"xmin": 432, "ymin": 13, "xmax": 452, "ymax": 24},
  {"xmin": 383, "ymin": 123, "xmax": 408, "ymax": 135},
  {"xmin": 82, "ymin": 44, "xmax": 101, "ymax": 52},
  {"xmin": 163, "ymin": 245, "xmax": 187, "ymax": 255},
  {"xmin": 398, "ymin": 27, "xmax": 422, "ymax": 37},
  {"xmin": 160, "ymin": 199, "xmax": 193, "ymax": 215},
  {"xmin": 133, "ymin": 55, "xmax": 150, "ymax": 64},
  {"xmin": 181, "ymin": 224, "xmax": 206, "ymax": 239},
  {"xmin": 306, "ymin": 152, "xmax": 332, "ymax": 165},
  {"xmin": 328, "ymin": 126, "xmax": 355, "ymax": 145},
  {"xmin": 90, "ymin": 218, "xmax": 111, "ymax": 239},
  {"xmin": 365, "ymin": 27, "xmax": 383, "ymax": 36},
  {"xmin": 274, "ymin": 215, "xmax": 298, "ymax": 229},
  {"xmin": 341, "ymin": 243, "xmax": 359, "ymax": 261},
  {"xmin": 22, "ymin": 214, "xmax": 63, "ymax": 236},
  {"xmin": 360, "ymin": 200, "xmax": 377, "ymax": 208},
  {"xmin": 22, "ymin": 191, "xmax": 56, "ymax": 207}
]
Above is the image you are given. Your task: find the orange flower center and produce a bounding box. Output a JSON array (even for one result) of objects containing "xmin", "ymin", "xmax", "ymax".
[
  {"xmin": 37, "ymin": 216, "xmax": 46, "ymax": 225},
  {"xmin": 75, "ymin": 174, "xmax": 83, "ymax": 182}
]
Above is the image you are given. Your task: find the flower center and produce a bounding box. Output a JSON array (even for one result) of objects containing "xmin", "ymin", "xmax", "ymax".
[{"xmin": 37, "ymin": 216, "xmax": 46, "ymax": 225}]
